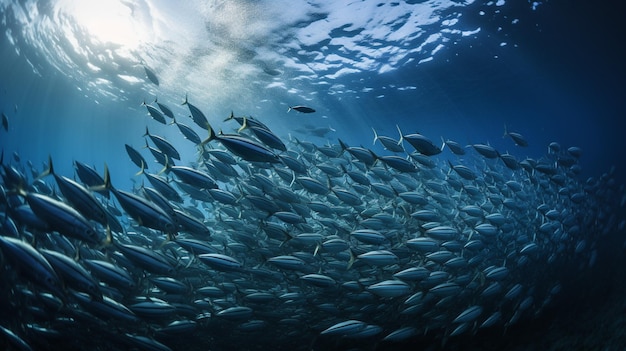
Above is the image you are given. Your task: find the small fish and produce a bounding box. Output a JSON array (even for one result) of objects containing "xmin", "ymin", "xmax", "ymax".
[
  {"xmin": 471, "ymin": 143, "xmax": 499, "ymax": 159},
  {"xmin": 442, "ymin": 138, "xmax": 466, "ymax": 155},
  {"xmin": 101, "ymin": 164, "xmax": 177, "ymax": 237},
  {"xmin": 74, "ymin": 161, "xmax": 107, "ymax": 189},
  {"xmin": 144, "ymin": 65, "xmax": 159, "ymax": 86},
  {"xmin": 287, "ymin": 105, "xmax": 316, "ymax": 113},
  {"xmin": 142, "ymin": 100, "xmax": 166, "ymax": 124},
  {"xmin": 0, "ymin": 236, "xmax": 64, "ymax": 297},
  {"xmin": 154, "ymin": 97, "xmax": 174, "ymax": 119},
  {"xmin": 26, "ymin": 192, "xmax": 103, "ymax": 245},
  {"xmin": 371, "ymin": 126, "xmax": 404, "ymax": 153},
  {"xmin": 237, "ymin": 117, "xmax": 286, "ymax": 151},
  {"xmin": 182, "ymin": 94, "xmax": 209, "ymax": 130},
  {"xmin": 143, "ymin": 127, "xmax": 181, "ymax": 160},
  {"xmin": 202, "ymin": 121, "xmax": 280, "ymax": 164},
  {"xmin": 171, "ymin": 116, "xmax": 201, "ymax": 145},
  {"xmin": 40, "ymin": 156, "xmax": 108, "ymax": 226},
  {"xmin": 224, "ymin": 111, "xmax": 270, "ymax": 130},
  {"xmin": 503, "ymin": 125, "xmax": 528, "ymax": 147},
  {"xmin": 1, "ymin": 112, "xmax": 8, "ymax": 131},
  {"xmin": 125, "ymin": 144, "xmax": 149, "ymax": 170},
  {"xmin": 397, "ymin": 126, "xmax": 443, "ymax": 156}
]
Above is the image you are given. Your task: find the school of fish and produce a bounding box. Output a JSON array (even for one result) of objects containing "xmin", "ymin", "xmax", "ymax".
[{"xmin": 0, "ymin": 92, "xmax": 624, "ymax": 351}]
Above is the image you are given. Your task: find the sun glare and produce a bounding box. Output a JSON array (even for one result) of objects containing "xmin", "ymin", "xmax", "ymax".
[{"xmin": 67, "ymin": 0, "xmax": 146, "ymax": 49}]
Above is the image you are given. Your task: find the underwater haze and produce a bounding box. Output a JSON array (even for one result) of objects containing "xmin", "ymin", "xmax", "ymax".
[{"xmin": 1, "ymin": 0, "xmax": 625, "ymax": 350}]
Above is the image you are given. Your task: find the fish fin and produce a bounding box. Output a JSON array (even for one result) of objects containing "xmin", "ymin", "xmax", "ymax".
[
  {"xmin": 158, "ymin": 157, "xmax": 169, "ymax": 175},
  {"xmin": 200, "ymin": 122, "xmax": 217, "ymax": 146},
  {"xmin": 372, "ymin": 127, "xmax": 378, "ymax": 145},
  {"xmin": 223, "ymin": 111, "xmax": 235, "ymax": 122},
  {"xmin": 237, "ymin": 116, "xmax": 248, "ymax": 133},
  {"xmin": 447, "ymin": 160, "xmax": 454, "ymax": 172},
  {"xmin": 289, "ymin": 170, "xmax": 296, "ymax": 188},
  {"xmin": 396, "ymin": 124, "xmax": 404, "ymax": 143},
  {"xmin": 36, "ymin": 155, "xmax": 53, "ymax": 181},
  {"xmin": 103, "ymin": 163, "xmax": 112, "ymax": 190},
  {"xmin": 338, "ymin": 138, "xmax": 348, "ymax": 151},
  {"xmin": 347, "ymin": 249, "xmax": 355, "ymax": 270},
  {"xmin": 369, "ymin": 150, "xmax": 379, "ymax": 163},
  {"xmin": 134, "ymin": 159, "xmax": 145, "ymax": 177}
]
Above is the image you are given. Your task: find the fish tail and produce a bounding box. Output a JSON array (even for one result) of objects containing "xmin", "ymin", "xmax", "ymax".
[
  {"xmin": 158, "ymin": 157, "xmax": 170, "ymax": 175},
  {"xmin": 134, "ymin": 159, "xmax": 145, "ymax": 177},
  {"xmin": 347, "ymin": 249, "xmax": 355, "ymax": 270},
  {"xmin": 98, "ymin": 163, "xmax": 112, "ymax": 192},
  {"xmin": 182, "ymin": 93, "xmax": 189, "ymax": 106},
  {"xmin": 287, "ymin": 106, "xmax": 292, "ymax": 113},
  {"xmin": 338, "ymin": 138, "xmax": 348, "ymax": 151},
  {"xmin": 371, "ymin": 127, "xmax": 379, "ymax": 145},
  {"xmin": 237, "ymin": 116, "xmax": 248, "ymax": 133},
  {"xmin": 168, "ymin": 116, "xmax": 177, "ymax": 126},
  {"xmin": 200, "ymin": 122, "xmax": 217, "ymax": 146},
  {"xmin": 395, "ymin": 124, "xmax": 404, "ymax": 146},
  {"xmin": 503, "ymin": 123, "xmax": 508, "ymax": 138},
  {"xmin": 37, "ymin": 154, "xmax": 54, "ymax": 180},
  {"xmin": 223, "ymin": 111, "xmax": 235, "ymax": 122},
  {"xmin": 143, "ymin": 126, "xmax": 150, "ymax": 137},
  {"xmin": 369, "ymin": 150, "xmax": 379, "ymax": 165},
  {"xmin": 288, "ymin": 170, "xmax": 296, "ymax": 188}
]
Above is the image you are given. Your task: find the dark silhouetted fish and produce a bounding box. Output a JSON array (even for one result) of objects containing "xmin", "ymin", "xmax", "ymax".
[
  {"xmin": 202, "ymin": 121, "xmax": 280, "ymax": 163},
  {"xmin": 143, "ymin": 65, "xmax": 159, "ymax": 86},
  {"xmin": 182, "ymin": 94, "xmax": 209, "ymax": 130},
  {"xmin": 503, "ymin": 125, "xmax": 528, "ymax": 147},
  {"xmin": 287, "ymin": 105, "xmax": 316, "ymax": 113},
  {"xmin": 1, "ymin": 112, "xmax": 8, "ymax": 131},
  {"xmin": 154, "ymin": 97, "xmax": 174, "ymax": 119},
  {"xmin": 142, "ymin": 100, "xmax": 167, "ymax": 124}
]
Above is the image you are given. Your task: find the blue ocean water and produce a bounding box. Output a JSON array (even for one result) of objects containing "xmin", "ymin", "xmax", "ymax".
[
  {"xmin": 1, "ymin": 0, "xmax": 623, "ymax": 188},
  {"xmin": 1, "ymin": 0, "xmax": 625, "ymax": 350}
]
